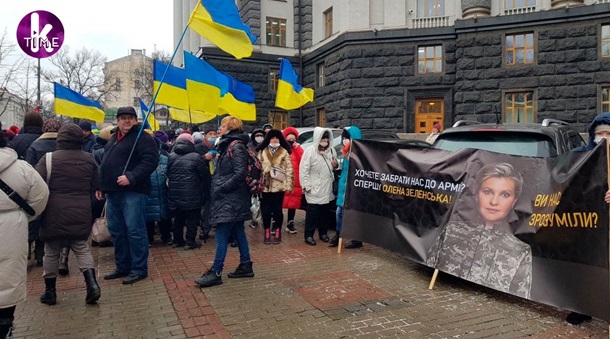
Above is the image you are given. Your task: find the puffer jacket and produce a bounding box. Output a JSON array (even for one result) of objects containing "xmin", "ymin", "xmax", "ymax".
[
  {"xmin": 146, "ymin": 140, "xmax": 170, "ymax": 221},
  {"xmin": 25, "ymin": 132, "xmax": 58, "ymax": 166},
  {"xmin": 9, "ymin": 125, "xmax": 43, "ymax": 159},
  {"xmin": 337, "ymin": 126, "xmax": 362, "ymax": 207},
  {"xmin": 258, "ymin": 146, "xmax": 293, "ymax": 193},
  {"xmin": 35, "ymin": 124, "xmax": 99, "ymax": 241},
  {"xmin": 300, "ymin": 127, "xmax": 337, "ymax": 205},
  {"xmin": 573, "ymin": 112, "xmax": 610, "ymax": 152},
  {"xmin": 0, "ymin": 147, "xmax": 49, "ymax": 308},
  {"xmin": 167, "ymin": 139, "xmax": 210, "ymax": 211},
  {"xmin": 283, "ymin": 142, "xmax": 304, "ymax": 209},
  {"xmin": 210, "ymin": 130, "xmax": 251, "ymax": 224}
]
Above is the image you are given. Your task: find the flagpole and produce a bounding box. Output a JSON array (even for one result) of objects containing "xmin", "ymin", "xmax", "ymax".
[{"xmin": 121, "ymin": 24, "xmax": 189, "ymax": 175}]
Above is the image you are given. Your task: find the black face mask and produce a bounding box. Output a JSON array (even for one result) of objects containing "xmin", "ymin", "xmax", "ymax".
[{"xmin": 288, "ymin": 141, "xmax": 294, "ymax": 146}]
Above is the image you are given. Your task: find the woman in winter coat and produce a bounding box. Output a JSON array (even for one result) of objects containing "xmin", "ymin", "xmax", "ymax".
[
  {"xmin": 167, "ymin": 133, "xmax": 210, "ymax": 250},
  {"xmin": 145, "ymin": 133, "xmax": 172, "ymax": 245},
  {"xmin": 35, "ymin": 123, "xmax": 101, "ymax": 306},
  {"xmin": 9, "ymin": 111, "xmax": 43, "ymax": 160},
  {"xmin": 299, "ymin": 127, "xmax": 338, "ymax": 246},
  {"xmin": 195, "ymin": 116, "xmax": 254, "ymax": 288},
  {"xmin": 0, "ymin": 130, "xmax": 49, "ymax": 338},
  {"xmin": 256, "ymin": 129, "xmax": 293, "ymax": 244},
  {"xmin": 282, "ymin": 127, "xmax": 304, "ymax": 234}
]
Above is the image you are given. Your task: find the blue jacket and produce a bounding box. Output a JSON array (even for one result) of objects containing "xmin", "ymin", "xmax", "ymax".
[
  {"xmin": 337, "ymin": 126, "xmax": 362, "ymax": 207},
  {"xmin": 146, "ymin": 140, "xmax": 170, "ymax": 221},
  {"xmin": 572, "ymin": 112, "xmax": 610, "ymax": 152}
]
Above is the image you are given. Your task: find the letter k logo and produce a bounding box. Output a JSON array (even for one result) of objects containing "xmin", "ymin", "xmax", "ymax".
[{"xmin": 30, "ymin": 12, "xmax": 53, "ymax": 53}]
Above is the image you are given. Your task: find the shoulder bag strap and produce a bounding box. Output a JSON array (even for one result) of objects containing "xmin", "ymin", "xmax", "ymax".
[
  {"xmin": 0, "ymin": 178, "xmax": 36, "ymax": 216},
  {"xmin": 45, "ymin": 152, "xmax": 52, "ymax": 182}
]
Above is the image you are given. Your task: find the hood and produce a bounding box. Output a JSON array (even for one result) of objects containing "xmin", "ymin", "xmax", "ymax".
[
  {"xmin": 57, "ymin": 123, "xmax": 84, "ymax": 150},
  {"xmin": 250, "ymin": 128, "xmax": 264, "ymax": 145},
  {"xmin": 311, "ymin": 127, "xmax": 334, "ymax": 149},
  {"xmin": 20, "ymin": 126, "xmax": 43, "ymax": 135},
  {"xmin": 172, "ymin": 139, "xmax": 196, "ymax": 155},
  {"xmin": 255, "ymin": 129, "xmax": 291, "ymax": 153},
  {"xmin": 218, "ymin": 130, "xmax": 250, "ymax": 152},
  {"xmin": 586, "ymin": 113, "xmax": 610, "ymax": 145},
  {"xmin": 344, "ymin": 126, "xmax": 362, "ymax": 140},
  {"xmin": 282, "ymin": 127, "xmax": 299, "ymax": 139},
  {"xmin": 0, "ymin": 148, "xmax": 18, "ymax": 174}
]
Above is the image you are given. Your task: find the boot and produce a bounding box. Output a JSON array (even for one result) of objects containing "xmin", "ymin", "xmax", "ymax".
[
  {"xmin": 345, "ymin": 240, "xmax": 363, "ymax": 249},
  {"xmin": 34, "ymin": 240, "xmax": 44, "ymax": 267},
  {"xmin": 264, "ymin": 228, "xmax": 272, "ymax": 245},
  {"xmin": 83, "ymin": 269, "xmax": 101, "ymax": 304},
  {"xmin": 329, "ymin": 232, "xmax": 340, "ymax": 247},
  {"xmin": 272, "ymin": 228, "xmax": 281, "ymax": 244},
  {"xmin": 0, "ymin": 316, "xmax": 14, "ymax": 339},
  {"xmin": 227, "ymin": 262, "xmax": 255, "ymax": 278},
  {"xmin": 195, "ymin": 270, "xmax": 222, "ymax": 288},
  {"xmin": 39, "ymin": 278, "xmax": 57, "ymax": 305},
  {"xmin": 58, "ymin": 247, "xmax": 70, "ymax": 276}
]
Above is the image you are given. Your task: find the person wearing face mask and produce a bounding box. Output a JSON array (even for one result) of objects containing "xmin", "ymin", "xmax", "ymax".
[
  {"xmin": 198, "ymin": 126, "xmax": 218, "ymax": 241},
  {"xmin": 255, "ymin": 129, "xmax": 293, "ymax": 244},
  {"xmin": 299, "ymin": 127, "xmax": 338, "ymax": 246},
  {"xmin": 281, "ymin": 127, "xmax": 304, "ymax": 234},
  {"xmin": 248, "ymin": 129, "xmax": 265, "ymax": 153},
  {"xmin": 262, "ymin": 123, "xmax": 274, "ymax": 135}
]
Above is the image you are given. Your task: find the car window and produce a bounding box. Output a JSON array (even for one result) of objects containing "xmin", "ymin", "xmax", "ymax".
[
  {"xmin": 434, "ymin": 132, "xmax": 557, "ymax": 157},
  {"xmin": 566, "ymin": 130, "xmax": 586, "ymax": 149},
  {"xmin": 297, "ymin": 131, "xmax": 313, "ymax": 144}
]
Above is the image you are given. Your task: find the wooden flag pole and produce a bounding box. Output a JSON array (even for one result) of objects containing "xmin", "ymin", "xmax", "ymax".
[
  {"xmin": 606, "ymin": 140, "xmax": 609, "ymax": 339},
  {"xmin": 428, "ymin": 269, "xmax": 439, "ymax": 290},
  {"xmin": 337, "ymin": 238, "xmax": 343, "ymax": 254}
]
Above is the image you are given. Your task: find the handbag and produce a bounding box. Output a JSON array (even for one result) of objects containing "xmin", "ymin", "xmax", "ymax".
[
  {"xmin": 270, "ymin": 166, "xmax": 287, "ymax": 182},
  {"xmin": 92, "ymin": 203, "xmax": 112, "ymax": 243}
]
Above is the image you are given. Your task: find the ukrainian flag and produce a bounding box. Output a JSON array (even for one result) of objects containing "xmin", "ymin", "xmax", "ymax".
[
  {"xmin": 168, "ymin": 107, "xmax": 216, "ymax": 124},
  {"xmin": 54, "ymin": 82, "xmax": 105, "ymax": 123},
  {"xmin": 187, "ymin": 0, "xmax": 257, "ymax": 59},
  {"xmin": 219, "ymin": 73, "xmax": 256, "ymax": 121},
  {"xmin": 184, "ymin": 52, "xmax": 223, "ymax": 114},
  {"xmin": 153, "ymin": 60, "xmax": 189, "ymax": 111},
  {"xmin": 139, "ymin": 99, "xmax": 161, "ymax": 131},
  {"xmin": 275, "ymin": 59, "xmax": 314, "ymax": 110}
]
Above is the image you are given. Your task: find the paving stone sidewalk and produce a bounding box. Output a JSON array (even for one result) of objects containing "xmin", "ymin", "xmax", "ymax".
[{"xmin": 12, "ymin": 211, "xmax": 609, "ymax": 338}]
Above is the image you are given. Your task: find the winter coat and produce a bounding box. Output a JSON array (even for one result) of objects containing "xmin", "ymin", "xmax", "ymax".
[
  {"xmin": 82, "ymin": 133, "xmax": 97, "ymax": 153},
  {"xmin": 283, "ymin": 143, "xmax": 304, "ymax": 209},
  {"xmin": 0, "ymin": 147, "xmax": 49, "ymax": 308},
  {"xmin": 337, "ymin": 126, "xmax": 362, "ymax": 207},
  {"xmin": 25, "ymin": 132, "xmax": 58, "ymax": 166},
  {"xmin": 92, "ymin": 137, "xmax": 108, "ymax": 167},
  {"xmin": 209, "ymin": 130, "xmax": 251, "ymax": 224},
  {"xmin": 300, "ymin": 127, "xmax": 338, "ymax": 205},
  {"xmin": 99, "ymin": 125, "xmax": 159, "ymax": 195},
  {"xmin": 35, "ymin": 124, "xmax": 99, "ymax": 241},
  {"xmin": 258, "ymin": 146, "xmax": 293, "ymax": 193},
  {"xmin": 9, "ymin": 126, "xmax": 43, "ymax": 160},
  {"xmin": 247, "ymin": 128, "xmax": 264, "ymax": 152},
  {"xmin": 167, "ymin": 139, "xmax": 210, "ymax": 211},
  {"xmin": 572, "ymin": 112, "xmax": 610, "ymax": 152},
  {"xmin": 146, "ymin": 141, "xmax": 170, "ymax": 221}
]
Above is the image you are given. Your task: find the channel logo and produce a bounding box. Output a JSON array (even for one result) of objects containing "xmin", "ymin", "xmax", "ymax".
[{"xmin": 16, "ymin": 10, "xmax": 64, "ymax": 58}]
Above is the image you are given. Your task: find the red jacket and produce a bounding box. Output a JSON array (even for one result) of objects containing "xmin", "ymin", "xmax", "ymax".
[{"xmin": 283, "ymin": 143, "xmax": 303, "ymax": 209}]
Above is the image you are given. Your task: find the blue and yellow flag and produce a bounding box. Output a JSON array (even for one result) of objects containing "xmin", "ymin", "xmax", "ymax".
[
  {"xmin": 53, "ymin": 82, "xmax": 105, "ymax": 123},
  {"xmin": 275, "ymin": 59, "xmax": 314, "ymax": 110},
  {"xmin": 187, "ymin": 0, "xmax": 257, "ymax": 59},
  {"xmin": 139, "ymin": 99, "xmax": 161, "ymax": 131},
  {"xmin": 153, "ymin": 60, "xmax": 189, "ymax": 111},
  {"xmin": 168, "ymin": 107, "xmax": 216, "ymax": 124},
  {"xmin": 184, "ymin": 52, "xmax": 222, "ymax": 114},
  {"xmin": 219, "ymin": 72, "xmax": 256, "ymax": 121}
]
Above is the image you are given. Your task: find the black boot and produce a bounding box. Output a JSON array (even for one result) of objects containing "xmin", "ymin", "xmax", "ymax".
[
  {"xmin": 195, "ymin": 270, "xmax": 222, "ymax": 288},
  {"xmin": 40, "ymin": 278, "xmax": 57, "ymax": 305},
  {"xmin": 345, "ymin": 240, "xmax": 363, "ymax": 249},
  {"xmin": 34, "ymin": 240, "xmax": 44, "ymax": 267},
  {"xmin": 0, "ymin": 316, "xmax": 14, "ymax": 339},
  {"xmin": 329, "ymin": 232, "xmax": 340, "ymax": 247},
  {"xmin": 227, "ymin": 262, "xmax": 255, "ymax": 278},
  {"xmin": 58, "ymin": 247, "xmax": 70, "ymax": 276},
  {"xmin": 83, "ymin": 269, "xmax": 101, "ymax": 304}
]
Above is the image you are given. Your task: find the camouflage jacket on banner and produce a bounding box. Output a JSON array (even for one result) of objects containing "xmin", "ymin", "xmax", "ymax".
[{"xmin": 426, "ymin": 221, "xmax": 532, "ymax": 299}]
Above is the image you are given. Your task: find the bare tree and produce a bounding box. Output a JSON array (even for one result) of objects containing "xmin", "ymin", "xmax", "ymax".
[
  {"xmin": 0, "ymin": 28, "xmax": 29, "ymax": 122},
  {"xmin": 136, "ymin": 49, "xmax": 172, "ymax": 102},
  {"xmin": 10, "ymin": 59, "xmax": 39, "ymax": 118}
]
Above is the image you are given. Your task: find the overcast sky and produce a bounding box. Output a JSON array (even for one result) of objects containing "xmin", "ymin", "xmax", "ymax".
[{"xmin": 2, "ymin": 0, "xmax": 175, "ymax": 62}]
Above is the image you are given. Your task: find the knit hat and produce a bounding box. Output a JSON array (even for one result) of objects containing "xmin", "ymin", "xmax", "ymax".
[
  {"xmin": 262, "ymin": 123, "xmax": 274, "ymax": 131},
  {"xmin": 78, "ymin": 121, "xmax": 92, "ymax": 131},
  {"xmin": 175, "ymin": 128, "xmax": 184, "ymax": 135},
  {"xmin": 116, "ymin": 106, "xmax": 137, "ymax": 117},
  {"xmin": 42, "ymin": 118, "xmax": 62, "ymax": 133},
  {"xmin": 154, "ymin": 130, "xmax": 169, "ymax": 143},
  {"xmin": 176, "ymin": 132, "xmax": 194, "ymax": 144},
  {"xmin": 282, "ymin": 126, "xmax": 299, "ymax": 139},
  {"xmin": 203, "ymin": 125, "xmax": 217, "ymax": 135},
  {"xmin": 433, "ymin": 123, "xmax": 442, "ymax": 131},
  {"xmin": 595, "ymin": 124, "xmax": 610, "ymax": 134},
  {"xmin": 193, "ymin": 131, "xmax": 204, "ymax": 143},
  {"xmin": 8, "ymin": 125, "xmax": 20, "ymax": 134},
  {"xmin": 98, "ymin": 126, "xmax": 115, "ymax": 141}
]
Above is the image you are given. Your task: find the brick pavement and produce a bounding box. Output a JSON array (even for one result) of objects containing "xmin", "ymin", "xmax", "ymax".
[{"xmin": 11, "ymin": 211, "xmax": 609, "ymax": 338}]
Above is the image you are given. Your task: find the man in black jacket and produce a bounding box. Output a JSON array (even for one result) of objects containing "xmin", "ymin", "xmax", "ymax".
[{"xmin": 96, "ymin": 107, "xmax": 159, "ymax": 285}]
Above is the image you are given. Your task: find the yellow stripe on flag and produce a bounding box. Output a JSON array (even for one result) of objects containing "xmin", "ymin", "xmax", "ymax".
[{"xmin": 54, "ymin": 98, "xmax": 105, "ymax": 123}]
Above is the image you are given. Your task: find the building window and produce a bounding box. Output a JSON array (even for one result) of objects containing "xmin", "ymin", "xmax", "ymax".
[
  {"xmin": 602, "ymin": 87, "xmax": 610, "ymax": 112},
  {"xmin": 505, "ymin": 32, "xmax": 535, "ymax": 65},
  {"xmin": 266, "ymin": 17, "xmax": 286, "ymax": 47},
  {"xmin": 316, "ymin": 107, "xmax": 326, "ymax": 126},
  {"xmin": 268, "ymin": 67, "xmax": 279, "ymax": 92},
  {"xmin": 505, "ymin": 0, "xmax": 535, "ymax": 9},
  {"xmin": 114, "ymin": 78, "xmax": 121, "ymax": 91},
  {"xmin": 602, "ymin": 24, "xmax": 610, "ymax": 58},
  {"xmin": 504, "ymin": 91, "xmax": 535, "ymax": 123},
  {"xmin": 324, "ymin": 7, "xmax": 333, "ymax": 38},
  {"xmin": 417, "ymin": 0, "xmax": 445, "ymax": 17},
  {"xmin": 316, "ymin": 63, "xmax": 325, "ymax": 87},
  {"xmin": 417, "ymin": 45, "xmax": 443, "ymax": 74},
  {"xmin": 269, "ymin": 111, "xmax": 289, "ymax": 129}
]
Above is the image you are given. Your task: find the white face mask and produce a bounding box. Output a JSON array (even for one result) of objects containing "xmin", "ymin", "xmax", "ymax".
[
  {"xmin": 319, "ymin": 141, "xmax": 329, "ymax": 147},
  {"xmin": 594, "ymin": 137, "xmax": 605, "ymax": 144},
  {"xmin": 342, "ymin": 139, "xmax": 350, "ymax": 146},
  {"xmin": 255, "ymin": 136, "xmax": 264, "ymax": 143},
  {"xmin": 269, "ymin": 142, "xmax": 280, "ymax": 148}
]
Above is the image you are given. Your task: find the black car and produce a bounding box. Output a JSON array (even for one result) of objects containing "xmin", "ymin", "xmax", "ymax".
[{"xmin": 433, "ymin": 119, "xmax": 585, "ymax": 157}]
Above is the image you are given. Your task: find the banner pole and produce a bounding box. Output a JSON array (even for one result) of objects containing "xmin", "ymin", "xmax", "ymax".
[
  {"xmin": 428, "ymin": 269, "xmax": 439, "ymax": 290},
  {"xmin": 337, "ymin": 238, "xmax": 343, "ymax": 254},
  {"xmin": 606, "ymin": 140, "xmax": 609, "ymax": 339}
]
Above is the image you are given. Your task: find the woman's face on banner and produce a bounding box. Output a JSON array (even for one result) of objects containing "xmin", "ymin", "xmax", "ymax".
[{"xmin": 477, "ymin": 177, "xmax": 518, "ymax": 228}]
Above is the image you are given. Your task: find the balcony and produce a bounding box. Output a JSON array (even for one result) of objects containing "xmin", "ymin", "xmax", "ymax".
[
  {"xmin": 412, "ymin": 16, "xmax": 451, "ymax": 29},
  {"xmin": 504, "ymin": 6, "xmax": 536, "ymax": 15}
]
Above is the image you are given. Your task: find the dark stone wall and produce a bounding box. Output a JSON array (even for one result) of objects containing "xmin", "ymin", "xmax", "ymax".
[
  {"xmin": 294, "ymin": 0, "xmax": 313, "ymax": 50},
  {"xmin": 239, "ymin": 0, "xmax": 261, "ymax": 42}
]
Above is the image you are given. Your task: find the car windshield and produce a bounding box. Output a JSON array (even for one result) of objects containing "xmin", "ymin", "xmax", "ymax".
[{"xmin": 434, "ymin": 132, "xmax": 557, "ymax": 157}]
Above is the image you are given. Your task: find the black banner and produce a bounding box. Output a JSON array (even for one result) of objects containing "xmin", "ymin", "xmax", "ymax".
[{"xmin": 342, "ymin": 139, "xmax": 609, "ymax": 320}]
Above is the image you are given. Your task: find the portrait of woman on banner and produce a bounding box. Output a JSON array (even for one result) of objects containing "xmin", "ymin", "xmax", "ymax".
[{"xmin": 426, "ymin": 162, "xmax": 533, "ymax": 299}]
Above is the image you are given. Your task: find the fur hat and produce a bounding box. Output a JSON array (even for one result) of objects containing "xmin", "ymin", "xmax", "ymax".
[
  {"xmin": 255, "ymin": 129, "xmax": 291, "ymax": 153},
  {"xmin": 176, "ymin": 132, "xmax": 194, "ymax": 144},
  {"xmin": 116, "ymin": 106, "xmax": 137, "ymax": 117},
  {"xmin": 154, "ymin": 130, "xmax": 169, "ymax": 143},
  {"xmin": 42, "ymin": 118, "xmax": 62, "ymax": 133},
  {"xmin": 282, "ymin": 126, "xmax": 299, "ymax": 139},
  {"xmin": 98, "ymin": 126, "xmax": 115, "ymax": 141}
]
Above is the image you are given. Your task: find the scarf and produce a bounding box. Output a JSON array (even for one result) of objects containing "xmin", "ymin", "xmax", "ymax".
[{"xmin": 269, "ymin": 145, "xmax": 279, "ymax": 156}]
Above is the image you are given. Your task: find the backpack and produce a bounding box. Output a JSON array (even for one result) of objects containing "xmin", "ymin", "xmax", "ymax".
[{"xmin": 227, "ymin": 140, "xmax": 264, "ymax": 196}]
